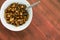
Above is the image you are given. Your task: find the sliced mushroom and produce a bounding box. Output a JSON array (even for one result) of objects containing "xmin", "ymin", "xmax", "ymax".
[{"xmin": 4, "ymin": 3, "xmax": 29, "ymax": 26}]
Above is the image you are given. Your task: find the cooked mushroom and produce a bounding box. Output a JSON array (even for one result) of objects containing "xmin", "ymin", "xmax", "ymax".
[{"xmin": 4, "ymin": 3, "xmax": 29, "ymax": 26}]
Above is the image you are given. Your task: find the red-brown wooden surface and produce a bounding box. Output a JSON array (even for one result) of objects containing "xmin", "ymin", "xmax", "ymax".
[{"xmin": 0, "ymin": 0, "xmax": 60, "ymax": 40}]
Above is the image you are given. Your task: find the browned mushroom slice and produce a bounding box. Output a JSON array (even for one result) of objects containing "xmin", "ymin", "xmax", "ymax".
[
  {"xmin": 11, "ymin": 8, "xmax": 15, "ymax": 12},
  {"xmin": 20, "ymin": 4, "xmax": 26, "ymax": 9},
  {"xmin": 16, "ymin": 16, "xmax": 20, "ymax": 19},
  {"xmin": 15, "ymin": 21, "xmax": 19, "ymax": 26},
  {"xmin": 11, "ymin": 20, "xmax": 15, "ymax": 24},
  {"xmin": 19, "ymin": 16, "xmax": 23, "ymax": 19},
  {"xmin": 23, "ymin": 12, "xmax": 28, "ymax": 16},
  {"xmin": 18, "ymin": 6, "xmax": 21, "ymax": 9},
  {"xmin": 11, "ymin": 3, "xmax": 16, "ymax": 8},
  {"xmin": 20, "ymin": 9, "xmax": 26, "ymax": 12},
  {"xmin": 23, "ymin": 19, "xmax": 26, "ymax": 23},
  {"xmin": 24, "ymin": 16, "xmax": 28, "ymax": 21},
  {"xmin": 7, "ymin": 7, "xmax": 11, "ymax": 11},
  {"xmin": 21, "ymin": 5, "xmax": 24, "ymax": 9},
  {"xmin": 19, "ymin": 21, "xmax": 24, "ymax": 25},
  {"xmin": 18, "ymin": 19, "xmax": 24, "ymax": 25},
  {"xmin": 10, "ymin": 18, "xmax": 14, "ymax": 22},
  {"xmin": 19, "ymin": 12, "xmax": 23, "ymax": 15},
  {"xmin": 7, "ymin": 15, "xmax": 10, "ymax": 17}
]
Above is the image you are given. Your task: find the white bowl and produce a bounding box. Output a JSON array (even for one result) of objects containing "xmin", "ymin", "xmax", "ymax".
[{"xmin": 0, "ymin": 0, "xmax": 33, "ymax": 31}]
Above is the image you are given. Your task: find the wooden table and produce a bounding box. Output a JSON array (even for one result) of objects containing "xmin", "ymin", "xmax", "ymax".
[{"xmin": 0, "ymin": 0, "xmax": 60, "ymax": 40}]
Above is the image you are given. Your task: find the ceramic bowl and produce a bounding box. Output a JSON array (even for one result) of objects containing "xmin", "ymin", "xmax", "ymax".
[{"xmin": 0, "ymin": 0, "xmax": 33, "ymax": 31}]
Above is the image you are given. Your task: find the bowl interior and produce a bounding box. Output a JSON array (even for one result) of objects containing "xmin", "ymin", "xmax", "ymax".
[{"xmin": 0, "ymin": 0, "xmax": 33, "ymax": 31}]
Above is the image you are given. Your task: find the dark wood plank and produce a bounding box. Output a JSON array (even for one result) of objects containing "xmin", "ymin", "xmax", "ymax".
[{"xmin": 0, "ymin": 0, "xmax": 60, "ymax": 40}]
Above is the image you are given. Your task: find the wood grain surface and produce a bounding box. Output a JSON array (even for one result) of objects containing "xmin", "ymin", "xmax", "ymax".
[{"xmin": 0, "ymin": 0, "xmax": 60, "ymax": 40}]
